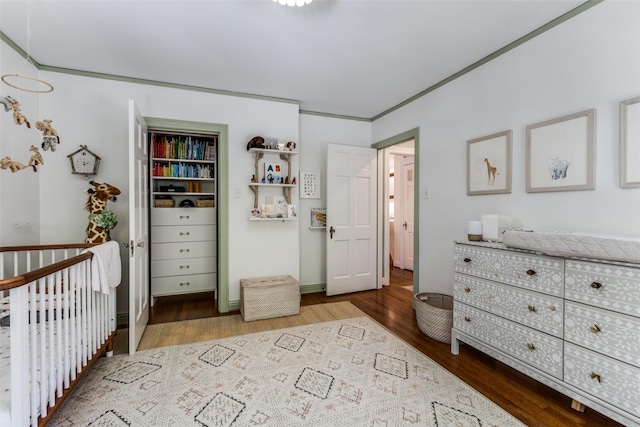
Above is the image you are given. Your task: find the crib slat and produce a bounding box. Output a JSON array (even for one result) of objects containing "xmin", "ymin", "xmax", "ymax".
[{"xmin": 9, "ymin": 285, "xmax": 29, "ymax": 427}]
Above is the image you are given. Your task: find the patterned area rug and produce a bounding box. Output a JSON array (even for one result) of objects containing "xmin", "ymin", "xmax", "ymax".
[{"xmin": 51, "ymin": 317, "xmax": 525, "ymax": 426}]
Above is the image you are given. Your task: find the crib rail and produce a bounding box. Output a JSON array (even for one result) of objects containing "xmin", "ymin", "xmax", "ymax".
[{"xmin": 0, "ymin": 244, "xmax": 117, "ymax": 427}]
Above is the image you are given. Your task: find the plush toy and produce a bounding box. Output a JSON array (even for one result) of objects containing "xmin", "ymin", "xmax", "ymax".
[
  {"xmin": 85, "ymin": 181, "xmax": 121, "ymax": 244},
  {"xmin": 0, "ymin": 96, "xmax": 15, "ymax": 112},
  {"xmin": 246, "ymin": 136, "xmax": 265, "ymax": 150},
  {"xmin": 286, "ymin": 141, "xmax": 297, "ymax": 151},
  {"xmin": 8, "ymin": 97, "xmax": 31, "ymax": 128},
  {"xmin": 27, "ymin": 145, "xmax": 44, "ymax": 171},
  {"xmin": 35, "ymin": 119, "xmax": 61, "ymax": 150},
  {"xmin": 0, "ymin": 156, "xmax": 28, "ymax": 173}
]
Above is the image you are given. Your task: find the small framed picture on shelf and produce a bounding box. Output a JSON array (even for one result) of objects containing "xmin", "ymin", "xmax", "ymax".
[
  {"xmin": 264, "ymin": 162, "xmax": 283, "ymax": 184},
  {"xmin": 287, "ymin": 204, "xmax": 297, "ymax": 218},
  {"xmin": 310, "ymin": 207, "xmax": 326, "ymax": 228}
]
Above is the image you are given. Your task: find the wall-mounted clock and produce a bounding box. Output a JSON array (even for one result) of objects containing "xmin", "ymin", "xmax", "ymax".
[{"xmin": 67, "ymin": 145, "xmax": 101, "ymax": 178}]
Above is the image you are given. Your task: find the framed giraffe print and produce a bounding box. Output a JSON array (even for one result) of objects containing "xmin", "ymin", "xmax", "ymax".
[
  {"xmin": 526, "ymin": 109, "xmax": 595, "ymax": 193},
  {"xmin": 467, "ymin": 130, "xmax": 512, "ymax": 195}
]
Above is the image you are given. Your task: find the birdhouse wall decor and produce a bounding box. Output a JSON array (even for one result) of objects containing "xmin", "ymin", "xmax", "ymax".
[{"xmin": 67, "ymin": 145, "xmax": 100, "ymax": 178}]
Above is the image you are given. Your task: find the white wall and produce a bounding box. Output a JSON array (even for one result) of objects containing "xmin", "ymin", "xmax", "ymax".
[
  {"xmin": 0, "ymin": 43, "xmax": 40, "ymax": 246},
  {"xmin": 298, "ymin": 114, "xmax": 372, "ymax": 287},
  {"xmin": 32, "ymin": 71, "xmax": 300, "ymax": 313},
  {"xmin": 372, "ymin": 1, "xmax": 640, "ymax": 295}
]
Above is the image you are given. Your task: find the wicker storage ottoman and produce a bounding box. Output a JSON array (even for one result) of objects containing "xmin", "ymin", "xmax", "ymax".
[
  {"xmin": 240, "ymin": 275, "xmax": 300, "ymax": 321},
  {"xmin": 414, "ymin": 292, "xmax": 453, "ymax": 344}
]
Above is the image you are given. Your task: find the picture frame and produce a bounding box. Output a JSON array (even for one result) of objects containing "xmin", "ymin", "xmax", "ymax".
[
  {"xmin": 310, "ymin": 207, "xmax": 326, "ymax": 228},
  {"xmin": 620, "ymin": 96, "xmax": 640, "ymax": 188},
  {"xmin": 300, "ymin": 171, "xmax": 321, "ymax": 198},
  {"xmin": 526, "ymin": 109, "xmax": 596, "ymax": 193},
  {"xmin": 466, "ymin": 130, "xmax": 512, "ymax": 195}
]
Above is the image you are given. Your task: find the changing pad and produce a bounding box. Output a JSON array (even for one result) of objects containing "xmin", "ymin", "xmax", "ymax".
[{"xmin": 502, "ymin": 229, "xmax": 640, "ymax": 264}]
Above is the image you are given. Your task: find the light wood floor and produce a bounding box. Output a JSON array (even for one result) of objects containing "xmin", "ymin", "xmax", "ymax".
[{"xmin": 144, "ymin": 267, "xmax": 623, "ymax": 427}]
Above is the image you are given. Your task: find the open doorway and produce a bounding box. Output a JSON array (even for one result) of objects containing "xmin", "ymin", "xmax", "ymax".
[{"xmin": 382, "ymin": 139, "xmax": 415, "ymax": 293}]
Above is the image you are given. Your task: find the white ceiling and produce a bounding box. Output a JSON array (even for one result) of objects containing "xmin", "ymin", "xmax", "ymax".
[{"xmin": 0, "ymin": 0, "xmax": 588, "ymax": 119}]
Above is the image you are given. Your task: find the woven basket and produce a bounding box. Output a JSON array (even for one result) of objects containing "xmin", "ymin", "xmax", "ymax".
[
  {"xmin": 154, "ymin": 199, "xmax": 175, "ymax": 208},
  {"xmin": 197, "ymin": 199, "xmax": 214, "ymax": 208},
  {"xmin": 414, "ymin": 292, "xmax": 453, "ymax": 344}
]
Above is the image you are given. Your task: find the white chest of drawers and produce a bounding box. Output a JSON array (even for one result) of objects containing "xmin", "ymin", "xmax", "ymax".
[
  {"xmin": 451, "ymin": 241, "xmax": 640, "ymax": 427},
  {"xmin": 150, "ymin": 207, "xmax": 217, "ymax": 299}
]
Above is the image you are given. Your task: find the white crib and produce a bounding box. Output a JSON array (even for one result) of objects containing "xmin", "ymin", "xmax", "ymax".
[{"xmin": 0, "ymin": 243, "xmax": 118, "ymax": 427}]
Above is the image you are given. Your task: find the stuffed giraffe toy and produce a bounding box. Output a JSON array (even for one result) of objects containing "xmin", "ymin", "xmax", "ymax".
[{"xmin": 85, "ymin": 180, "xmax": 121, "ymax": 244}]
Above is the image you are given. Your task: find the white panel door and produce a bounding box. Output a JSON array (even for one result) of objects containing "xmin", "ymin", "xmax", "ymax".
[
  {"xmin": 402, "ymin": 157, "xmax": 414, "ymax": 271},
  {"xmin": 128, "ymin": 99, "xmax": 149, "ymax": 354},
  {"xmin": 326, "ymin": 144, "xmax": 378, "ymax": 296}
]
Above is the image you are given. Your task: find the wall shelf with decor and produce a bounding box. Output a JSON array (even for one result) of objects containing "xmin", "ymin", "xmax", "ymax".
[{"xmin": 248, "ymin": 147, "xmax": 298, "ymax": 221}]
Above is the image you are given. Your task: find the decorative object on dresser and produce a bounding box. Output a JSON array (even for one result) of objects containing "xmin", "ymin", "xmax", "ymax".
[
  {"xmin": 526, "ymin": 109, "xmax": 596, "ymax": 193},
  {"xmin": 467, "ymin": 220, "xmax": 482, "ymax": 241},
  {"xmin": 451, "ymin": 241, "xmax": 640, "ymax": 427}
]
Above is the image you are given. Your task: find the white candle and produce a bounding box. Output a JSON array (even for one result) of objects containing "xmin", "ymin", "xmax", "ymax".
[{"xmin": 468, "ymin": 220, "xmax": 482, "ymax": 241}]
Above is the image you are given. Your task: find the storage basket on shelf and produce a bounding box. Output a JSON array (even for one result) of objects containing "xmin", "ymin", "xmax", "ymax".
[
  {"xmin": 414, "ymin": 292, "xmax": 453, "ymax": 344},
  {"xmin": 154, "ymin": 199, "xmax": 175, "ymax": 208}
]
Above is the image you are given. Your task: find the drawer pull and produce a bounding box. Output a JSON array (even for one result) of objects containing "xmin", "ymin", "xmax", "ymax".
[
  {"xmin": 463, "ymin": 257, "xmax": 472, "ymax": 263},
  {"xmin": 464, "ymin": 316, "xmax": 471, "ymax": 322},
  {"xmin": 179, "ymin": 265, "xmax": 190, "ymax": 269},
  {"xmin": 527, "ymin": 305, "xmax": 536, "ymax": 313},
  {"xmin": 526, "ymin": 343, "xmax": 535, "ymax": 351},
  {"xmin": 179, "ymin": 232, "xmax": 191, "ymax": 236},
  {"xmin": 590, "ymin": 282, "xmax": 602, "ymax": 289},
  {"xmin": 179, "ymin": 282, "xmax": 190, "ymax": 287},
  {"xmin": 589, "ymin": 325, "xmax": 601, "ymax": 334},
  {"xmin": 464, "ymin": 287, "xmax": 471, "ymax": 293},
  {"xmin": 590, "ymin": 372, "xmax": 601, "ymax": 383},
  {"xmin": 548, "ymin": 306, "xmax": 557, "ymax": 312},
  {"xmin": 179, "ymin": 215, "xmax": 191, "ymax": 219},
  {"xmin": 179, "ymin": 249, "xmax": 190, "ymax": 253},
  {"xmin": 526, "ymin": 269, "xmax": 536, "ymax": 276}
]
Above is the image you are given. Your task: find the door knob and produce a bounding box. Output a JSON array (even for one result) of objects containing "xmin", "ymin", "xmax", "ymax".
[
  {"xmin": 403, "ymin": 221, "xmax": 407, "ymax": 230},
  {"xmin": 329, "ymin": 226, "xmax": 335, "ymax": 239}
]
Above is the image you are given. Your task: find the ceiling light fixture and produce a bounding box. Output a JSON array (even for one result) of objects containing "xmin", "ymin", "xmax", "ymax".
[{"xmin": 273, "ymin": 0, "xmax": 312, "ymax": 7}]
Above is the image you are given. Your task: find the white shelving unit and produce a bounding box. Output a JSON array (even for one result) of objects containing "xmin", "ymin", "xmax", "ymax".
[{"xmin": 248, "ymin": 147, "xmax": 298, "ymax": 221}]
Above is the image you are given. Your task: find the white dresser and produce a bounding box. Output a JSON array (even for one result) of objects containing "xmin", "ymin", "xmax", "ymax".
[
  {"xmin": 451, "ymin": 241, "xmax": 640, "ymax": 427},
  {"xmin": 150, "ymin": 207, "xmax": 217, "ymax": 298}
]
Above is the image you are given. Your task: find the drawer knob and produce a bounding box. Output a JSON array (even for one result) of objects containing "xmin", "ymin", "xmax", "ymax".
[
  {"xmin": 590, "ymin": 372, "xmax": 601, "ymax": 383},
  {"xmin": 589, "ymin": 325, "xmax": 601, "ymax": 334},
  {"xmin": 464, "ymin": 287, "xmax": 471, "ymax": 293},
  {"xmin": 179, "ymin": 265, "xmax": 190, "ymax": 269},
  {"xmin": 590, "ymin": 282, "xmax": 602, "ymax": 289},
  {"xmin": 527, "ymin": 305, "xmax": 536, "ymax": 313},
  {"xmin": 463, "ymin": 258, "xmax": 472, "ymax": 263},
  {"xmin": 526, "ymin": 343, "xmax": 535, "ymax": 351},
  {"xmin": 179, "ymin": 232, "xmax": 191, "ymax": 236},
  {"xmin": 526, "ymin": 269, "xmax": 536, "ymax": 276},
  {"xmin": 179, "ymin": 282, "xmax": 190, "ymax": 286},
  {"xmin": 179, "ymin": 249, "xmax": 190, "ymax": 253},
  {"xmin": 179, "ymin": 215, "xmax": 191, "ymax": 219},
  {"xmin": 464, "ymin": 316, "xmax": 471, "ymax": 322}
]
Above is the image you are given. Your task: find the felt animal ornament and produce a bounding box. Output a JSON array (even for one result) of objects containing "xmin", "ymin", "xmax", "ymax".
[
  {"xmin": 35, "ymin": 119, "xmax": 61, "ymax": 151},
  {"xmin": 246, "ymin": 136, "xmax": 265, "ymax": 150},
  {"xmin": 0, "ymin": 156, "xmax": 29, "ymax": 173},
  {"xmin": 286, "ymin": 141, "xmax": 297, "ymax": 150},
  {"xmin": 8, "ymin": 97, "xmax": 31, "ymax": 128},
  {"xmin": 85, "ymin": 180, "xmax": 121, "ymax": 244},
  {"xmin": 0, "ymin": 96, "xmax": 15, "ymax": 112},
  {"xmin": 27, "ymin": 145, "xmax": 44, "ymax": 171}
]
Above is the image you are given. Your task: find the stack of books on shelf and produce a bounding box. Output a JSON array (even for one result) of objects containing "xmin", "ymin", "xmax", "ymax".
[
  {"xmin": 153, "ymin": 135, "xmax": 216, "ymax": 161},
  {"xmin": 152, "ymin": 163, "xmax": 215, "ymax": 178}
]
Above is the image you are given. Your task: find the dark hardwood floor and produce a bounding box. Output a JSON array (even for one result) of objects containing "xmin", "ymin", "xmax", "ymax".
[{"xmin": 146, "ymin": 267, "xmax": 623, "ymax": 427}]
